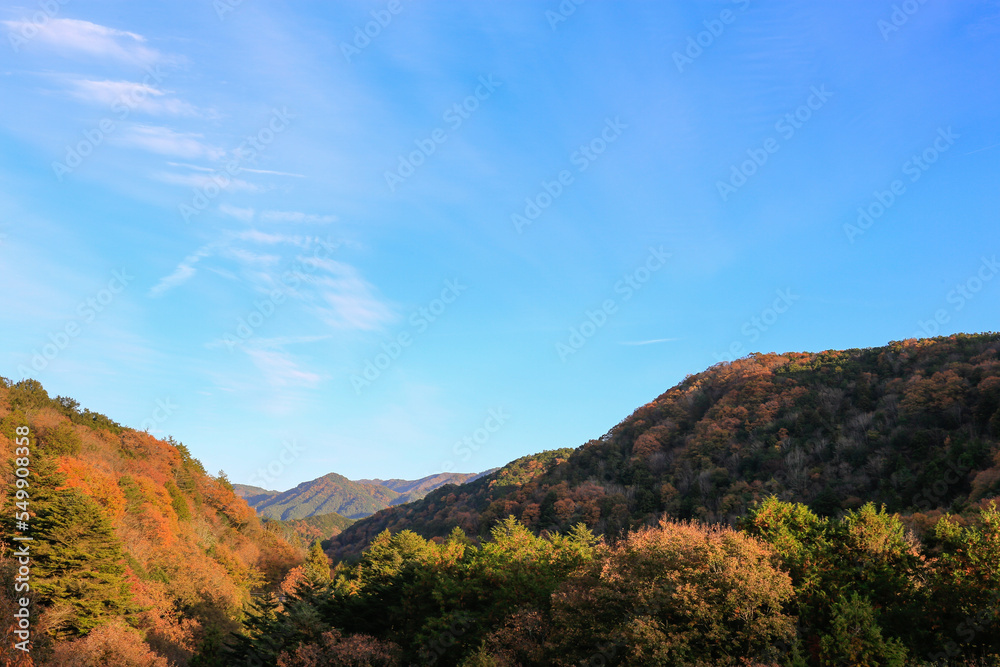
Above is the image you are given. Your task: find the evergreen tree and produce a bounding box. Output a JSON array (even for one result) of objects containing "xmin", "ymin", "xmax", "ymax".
[
  {"xmin": 31, "ymin": 488, "xmax": 134, "ymax": 637},
  {"xmin": 304, "ymin": 541, "xmax": 331, "ymax": 583},
  {"xmin": 1, "ymin": 441, "xmax": 134, "ymax": 639}
]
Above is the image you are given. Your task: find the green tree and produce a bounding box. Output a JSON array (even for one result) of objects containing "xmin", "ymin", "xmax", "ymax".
[
  {"xmin": 923, "ymin": 504, "xmax": 1000, "ymax": 661},
  {"xmin": 547, "ymin": 518, "xmax": 795, "ymax": 666},
  {"xmin": 817, "ymin": 594, "xmax": 908, "ymax": 667},
  {"xmin": 39, "ymin": 422, "xmax": 82, "ymax": 456},
  {"xmin": 31, "ymin": 489, "xmax": 134, "ymax": 637},
  {"xmin": 304, "ymin": 541, "xmax": 331, "ymax": 583}
]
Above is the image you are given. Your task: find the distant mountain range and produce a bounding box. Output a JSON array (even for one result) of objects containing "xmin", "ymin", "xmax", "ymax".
[{"xmin": 234, "ymin": 469, "xmax": 496, "ymax": 520}]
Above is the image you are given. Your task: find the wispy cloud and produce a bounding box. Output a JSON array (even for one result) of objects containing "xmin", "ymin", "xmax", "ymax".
[
  {"xmin": 153, "ymin": 170, "xmax": 257, "ymax": 191},
  {"xmin": 167, "ymin": 162, "xmax": 217, "ymax": 173},
  {"xmin": 219, "ymin": 204, "xmax": 255, "ymax": 222},
  {"xmin": 67, "ymin": 79, "xmax": 199, "ymax": 115},
  {"xmin": 233, "ymin": 230, "xmax": 318, "ymax": 246},
  {"xmin": 241, "ymin": 168, "xmax": 305, "ymax": 177},
  {"xmin": 2, "ymin": 18, "xmax": 166, "ymax": 64},
  {"xmin": 307, "ymin": 258, "xmax": 394, "ymax": 331},
  {"xmin": 148, "ymin": 245, "xmax": 214, "ymax": 297},
  {"xmin": 150, "ymin": 233, "xmax": 390, "ymax": 333},
  {"xmin": 117, "ymin": 125, "xmax": 224, "ymax": 159},
  {"xmin": 260, "ymin": 210, "xmax": 337, "ymax": 224},
  {"xmin": 225, "ymin": 248, "xmax": 280, "ymax": 265},
  {"xmin": 619, "ymin": 338, "xmax": 680, "ymax": 346},
  {"xmin": 242, "ymin": 344, "xmax": 321, "ymax": 388},
  {"xmin": 964, "ymin": 143, "xmax": 1000, "ymax": 156}
]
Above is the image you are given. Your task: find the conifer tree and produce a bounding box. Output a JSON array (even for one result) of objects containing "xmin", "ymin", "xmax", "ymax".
[
  {"xmin": 30, "ymin": 488, "xmax": 134, "ymax": 637},
  {"xmin": 303, "ymin": 541, "xmax": 331, "ymax": 583}
]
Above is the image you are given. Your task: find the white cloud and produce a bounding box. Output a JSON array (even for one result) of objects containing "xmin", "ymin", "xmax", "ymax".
[
  {"xmin": 153, "ymin": 171, "xmax": 257, "ymax": 192},
  {"xmin": 68, "ymin": 79, "xmax": 199, "ymax": 116},
  {"xmin": 118, "ymin": 125, "xmax": 224, "ymax": 159},
  {"xmin": 241, "ymin": 168, "xmax": 305, "ymax": 177},
  {"xmin": 148, "ymin": 264, "xmax": 196, "ymax": 297},
  {"xmin": 619, "ymin": 338, "xmax": 680, "ymax": 346},
  {"xmin": 233, "ymin": 230, "xmax": 312, "ymax": 246},
  {"xmin": 150, "ymin": 234, "xmax": 390, "ymax": 333},
  {"xmin": 243, "ymin": 346, "xmax": 321, "ymax": 388},
  {"xmin": 306, "ymin": 260, "xmax": 394, "ymax": 331},
  {"xmin": 148, "ymin": 245, "xmax": 213, "ymax": 297},
  {"xmin": 225, "ymin": 248, "xmax": 280, "ymax": 265},
  {"xmin": 219, "ymin": 204, "xmax": 255, "ymax": 222},
  {"xmin": 166, "ymin": 162, "xmax": 217, "ymax": 172},
  {"xmin": 3, "ymin": 19, "xmax": 165, "ymax": 64},
  {"xmin": 260, "ymin": 210, "xmax": 337, "ymax": 224}
]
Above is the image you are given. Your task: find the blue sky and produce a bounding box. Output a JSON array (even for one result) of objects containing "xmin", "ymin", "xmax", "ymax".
[{"xmin": 1, "ymin": 1, "xmax": 998, "ymax": 489}]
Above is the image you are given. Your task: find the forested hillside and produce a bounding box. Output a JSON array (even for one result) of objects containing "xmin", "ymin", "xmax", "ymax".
[
  {"xmin": 0, "ymin": 378, "xmax": 304, "ymax": 665},
  {"xmin": 5, "ymin": 333, "xmax": 1000, "ymax": 665},
  {"xmin": 328, "ymin": 333, "xmax": 1000, "ymax": 559},
  {"xmin": 235, "ymin": 502, "xmax": 1000, "ymax": 666},
  {"xmin": 263, "ymin": 512, "xmax": 356, "ymax": 548},
  {"xmin": 235, "ymin": 334, "xmax": 1000, "ymax": 666}
]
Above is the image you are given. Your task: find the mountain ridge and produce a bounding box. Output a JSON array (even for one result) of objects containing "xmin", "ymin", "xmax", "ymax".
[
  {"xmin": 327, "ymin": 333, "xmax": 1000, "ymax": 560},
  {"xmin": 235, "ymin": 470, "xmax": 492, "ymax": 520}
]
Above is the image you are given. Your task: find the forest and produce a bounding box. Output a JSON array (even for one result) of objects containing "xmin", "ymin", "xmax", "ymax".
[{"xmin": 1, "ymin": 332, "xmax": 999, "ymax": 664}]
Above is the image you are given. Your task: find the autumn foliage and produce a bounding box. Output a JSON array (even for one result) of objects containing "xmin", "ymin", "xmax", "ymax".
[
  {"xmin": 3, "ymin": 333, "xmax": 1000, "ymax": 665},
  {"xmin": 0, "ymin": 378, "xmax": 302, "ymax": 665}
]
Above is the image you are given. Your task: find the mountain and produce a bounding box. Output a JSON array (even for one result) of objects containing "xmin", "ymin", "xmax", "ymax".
[
  {"xmin": 327, "ymin": 333, "xmax": 1000, "ymax": 560},
  {"xmin": 357, "ymin": 469, "xmax": 498, "ymax": 497},
  {"xmin": 262, "ymin": 512, "xmax": 356, "ymax": 547},
  {"xmin": 0, "ymin": 377, "xmax": 301, "ymax": 665},
  {"xmin": 232, "ymin": 483, "xmax": 279, "ymax": 506},
  {"xmin": 235, "ymin": 470, "xmax": 489, "ymax": 520}
]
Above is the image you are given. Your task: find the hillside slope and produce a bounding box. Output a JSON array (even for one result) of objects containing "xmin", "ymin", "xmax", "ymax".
[
  {"xmin": 328, "ymin": 333, "xmax": 1000, "ymax": 560},
  {"xmin": 0, "ymin": 378, "xmax": 301, "ymax": 665},
  {"xmin": 262, "ymin": 512, "xmax": 356, "ymax": 547},
  {"xmin": 237, "ymin": 470, "xmax": 491, "ymax": 520},
  {"xmin": 232, "ymin": 483, "xmax": 278, "ymax": 507}
]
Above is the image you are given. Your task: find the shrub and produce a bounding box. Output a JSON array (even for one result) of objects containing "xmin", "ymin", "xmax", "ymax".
[
  {"xmin": 43, "ymin": 620, "xmax": 168, "ymax": 666},
  {"xmin": 547, "ymin": 518, "xmax": 796, "ymax": 666},
  {"xmin": 40, "ymin": 422, "xmax": 82, "ymax": 456},
  {"xmin": 276, "ymin": 629, "xmax": 401, "ymax": 667}
]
